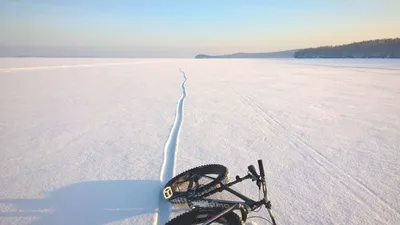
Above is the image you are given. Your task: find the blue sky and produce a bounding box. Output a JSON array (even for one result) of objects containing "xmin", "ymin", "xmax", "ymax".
[{"xmin": 1, "ymin": 0, "xmax": 399, "ymax": 57}]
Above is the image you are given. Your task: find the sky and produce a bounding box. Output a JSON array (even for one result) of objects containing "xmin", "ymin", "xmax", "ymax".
[{"xmin": 1, "ymin": 0, "xmax": 399, "ymax": 57}]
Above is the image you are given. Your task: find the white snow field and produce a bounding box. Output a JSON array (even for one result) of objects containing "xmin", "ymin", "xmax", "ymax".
[{"xmin": 0, "ymin": 58, "xmax": 399, "ymax": 225}]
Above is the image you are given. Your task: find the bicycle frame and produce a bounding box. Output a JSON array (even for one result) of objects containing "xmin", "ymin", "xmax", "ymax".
[
  {"xmin": 186, "ymin": 173, "xmax": 269, "ymax": 224},
  {"xmin": 190, "ymin": 200, "xmax": 245, "ymax": 224},
  {"xmin": 187, "ymin": 180, "xmax": 252, "ymax": 223}
]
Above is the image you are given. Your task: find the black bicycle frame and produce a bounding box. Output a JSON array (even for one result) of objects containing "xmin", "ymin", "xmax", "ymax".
[
  {"xmin": 190, "ymin": 199, "xmax": 246, "ymax": 224},
  {"xmin": 187, "ymin": 173, "xmax": 251, "ymax": 199},
  {"xmin": 186, "ymin": 174, "xmax": 266, "ymax": 224}
]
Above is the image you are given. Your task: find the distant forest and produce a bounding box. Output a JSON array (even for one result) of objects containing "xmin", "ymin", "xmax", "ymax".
[{"xmin": 294, "ymin": 38, "xmax": 400, "ymax": 58}]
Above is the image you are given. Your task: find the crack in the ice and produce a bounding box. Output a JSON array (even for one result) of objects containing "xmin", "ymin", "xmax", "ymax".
[{"xmin": 156, "ymin": 69, "xmax": 187, "ymax": 225}]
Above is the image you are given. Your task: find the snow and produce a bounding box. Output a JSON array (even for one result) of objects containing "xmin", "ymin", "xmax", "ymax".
[{"xmin": 1, "ymin": 58, "xmax": 399, "ymax": 225}]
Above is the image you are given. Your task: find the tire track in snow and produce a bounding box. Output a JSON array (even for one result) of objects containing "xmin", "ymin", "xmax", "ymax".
[
  {"xmin": 226, "ymin": 82, "xmax": 400, "ymax": 218},
  {"xmin": 155, "ymin": 69, "xmax": 187, "ymax": 225}
]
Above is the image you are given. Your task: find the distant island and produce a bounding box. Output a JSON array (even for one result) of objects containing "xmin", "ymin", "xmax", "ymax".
[
  {"xmin": 196, "ymin": 38, "xmax": 400, "ymax": 59},
  {"xmin": 195, "ymin": 50, "xmax": 297, "ymax": 59}
]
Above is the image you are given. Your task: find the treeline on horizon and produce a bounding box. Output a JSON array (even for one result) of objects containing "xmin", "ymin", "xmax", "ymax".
[{"xmin": 294, "ymin": 38, "xmax": 400, "ymax": 58}]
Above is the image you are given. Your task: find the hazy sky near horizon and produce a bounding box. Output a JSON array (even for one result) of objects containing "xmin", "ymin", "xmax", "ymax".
[{"xmin": 1, "ymin": 0, "xmax": 399, "ymax": 57}]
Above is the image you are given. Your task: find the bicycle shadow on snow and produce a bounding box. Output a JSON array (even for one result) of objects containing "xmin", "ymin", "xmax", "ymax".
[{"xmin": 0, "ymin": 180, "xmax": 168, "ymax": 225}]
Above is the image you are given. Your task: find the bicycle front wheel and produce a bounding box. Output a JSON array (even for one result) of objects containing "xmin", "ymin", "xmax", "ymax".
[
  {"xmin": 166, "ymin": 208, "xmax": 242, "ymax": 225},
  {"xmin": 163, "ymin": 164, "xmax": 229, "ymax": 204}
]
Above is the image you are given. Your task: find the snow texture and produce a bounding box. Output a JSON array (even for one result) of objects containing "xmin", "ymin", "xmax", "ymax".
[{"xmin": 0, "ymin": 58, "xmax": 399, "ymax": 225}]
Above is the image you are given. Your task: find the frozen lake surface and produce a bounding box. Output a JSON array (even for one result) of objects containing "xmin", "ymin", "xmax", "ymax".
[{"xmin": 0, "ymin": 58, "xmax": 399, "ymax": 224}]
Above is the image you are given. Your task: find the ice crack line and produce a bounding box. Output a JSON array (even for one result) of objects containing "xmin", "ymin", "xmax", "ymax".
[{"xmin": 156, "ymin": 69, "xmax": 187, "ymax": 225}]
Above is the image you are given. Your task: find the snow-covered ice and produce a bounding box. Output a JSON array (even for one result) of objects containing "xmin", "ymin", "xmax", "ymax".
[{"xmin": 0, "ymin": 58, "xmax": 399, "ymax": 224}]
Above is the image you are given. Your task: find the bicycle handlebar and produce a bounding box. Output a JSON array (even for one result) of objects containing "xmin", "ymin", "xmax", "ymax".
[
  {"xmin": 258, "ymin": 160, "xmax": 265, "ymax": 178},
  {"xmin": 257, "ymin": 159, "xmax": 277, "ymax": 224},
  {"xmin": 248, "ymin": 165, "xmax": 259, "ymax": 179}
]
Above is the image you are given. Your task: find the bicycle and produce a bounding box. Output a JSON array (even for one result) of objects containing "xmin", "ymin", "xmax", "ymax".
[{"xmin": 162, "ymin": 159, "xmax": 277, "ymax": 224}]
